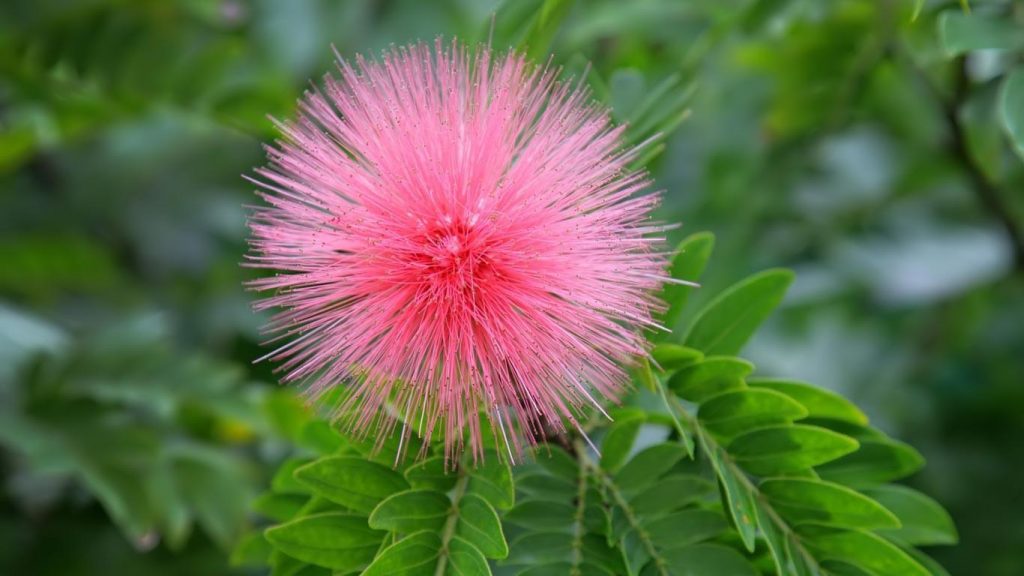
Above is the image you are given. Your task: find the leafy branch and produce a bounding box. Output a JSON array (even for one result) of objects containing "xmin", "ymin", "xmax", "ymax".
[
  {"xmin": 892, "ymin": 33, "xmax": 1024, "ymax": 272},
  {"xmin": 663, "ymin": 383, "xmax": 823, "ymax": 574},
  {"xmin": 576, "ymin": 440, "xmax": 671, "ymax": 576},
  {"xmin": 433, "ymin": 474, "xmax": 470, "ymax": 576},
  {"xmin": 570, "ymin": 442, "xmax": 589, "ymax": 575}
]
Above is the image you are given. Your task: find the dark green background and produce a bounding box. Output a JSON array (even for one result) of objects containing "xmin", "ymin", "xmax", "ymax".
[{"xmin": 2, "ymin": 1, "xmax": 1022, "ymax": 574}]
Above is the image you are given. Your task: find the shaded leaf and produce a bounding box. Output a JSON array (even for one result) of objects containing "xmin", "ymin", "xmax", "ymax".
[
  {"xmin": 938, "ymin": 10, "xmax": 1024, "ymax": 56},
  {"xmin": 659, "ymin": 543, "xmax": 759, "ymax": 576},
  {"xmin": 801, "ymin": 526, "xmax": 930, "ymax": 576},
  {"xmin": 863, "ymin": 485, "xmax": 958, "ymax": 546},
  {"xmin": 1000, "ymin": 67, "xmax": 1024, "ymax": 161},
  {"xmin": 253, "ymin": 492, "xmax": 309, "ymax": 522},
  {"xmin": 629, "ymin": 474, "xmax": 715, "ymax": 516},
  {"xmin": 405, "ymin": 456, "xmax": 457, "ymax": 493},
  {"xmin": 615, "ymin": 443, "xmax": 687, "ymax": 494},
  {"xmin": 504, "ymin": 531, "xmax": 574, "ymax": 565},
  {"xmin": 504, "ymin": 499, "xmax": 575, "ymax": 531},
  {"xmin": 816, "ymin": 439, "xmax": 925, "ymax": 486},
  {"xmin": 644, "ymin": 509, "xmax": 729, "ymax": 550}
]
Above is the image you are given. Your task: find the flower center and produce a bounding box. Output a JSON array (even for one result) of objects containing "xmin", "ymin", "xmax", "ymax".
[{"xmin": 420, "ymin": 219, "xmax": 495, "ymax": 295}]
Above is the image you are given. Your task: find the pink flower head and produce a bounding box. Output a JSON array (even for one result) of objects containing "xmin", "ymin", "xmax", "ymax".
[{"xmin": 247, "ymin": 39, "xmax": 670, "ymax": 463}]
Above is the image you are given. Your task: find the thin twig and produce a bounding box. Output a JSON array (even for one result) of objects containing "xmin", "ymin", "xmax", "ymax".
[{"xmin": 896, "ymin": 46, "xmax": 1024, "ymax": 272}]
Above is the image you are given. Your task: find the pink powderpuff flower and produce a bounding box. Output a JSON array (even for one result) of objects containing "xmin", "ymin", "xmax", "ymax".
[{"xmin": 247, "ymin": 39, "xmax": 673, "ymax": 464}]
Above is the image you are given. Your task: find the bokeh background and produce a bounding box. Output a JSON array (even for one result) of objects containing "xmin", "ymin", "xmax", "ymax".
[{"xmin": 2, "ymin": 0, "xmax": 1022, "ymax": 574}]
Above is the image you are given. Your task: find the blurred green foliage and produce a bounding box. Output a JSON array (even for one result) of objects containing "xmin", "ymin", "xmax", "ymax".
[{"xmin": 2, "ymin": 0, "xmax": 1023, "ymax": 574}]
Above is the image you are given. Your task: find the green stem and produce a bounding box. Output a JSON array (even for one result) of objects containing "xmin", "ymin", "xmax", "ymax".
[
  {"xmin": 433, "ymin": 472, "xmax": 469, "ymax": 576},
  {"xmin": 655, "ymin": 375, "xmax": 694, "ymax": 457},
  {"xmin": 576, "ymin": 441, "xmax": 670, "ymax": 576},
  {"xmin": 661, "ymin": 386, "xmax": 822, "ymax": 573},
  {"xmin": 570, "ymin": 440, "xmax": 588, "ymax": 576}
]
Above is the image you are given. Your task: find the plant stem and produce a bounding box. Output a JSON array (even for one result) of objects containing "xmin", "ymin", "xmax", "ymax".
[
  {"xmin": 660, "ymin": 383, "xmax": 823, "ymax": 573},
  {"xmin": 895, "ymin": 44, "xmax": 1024, "ymax": 272},
  {"xmin": 576, "ymin": 440, "xmax": 670, "ymax": 576},
  {"xmin": 433, "ymin": 471, "xmax": 469, "ymax": 576},
  {"xmin": 570, "ymin": 440, "xmax": 588, "ymax": 576}
]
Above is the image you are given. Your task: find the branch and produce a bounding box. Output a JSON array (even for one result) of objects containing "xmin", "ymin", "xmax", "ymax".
[
  {"xmin": 660, "ymin": 381, "xmax": 824, "ymax": 574},
  {"xmin": 433, "ymin": 472, "xmax": 469, "ymax": 576},
  {"xmin": 943, "ymin": 57, "xmax": 1024, "ymax": 271},
  {"xmin": 899, "ymin": 47, "xmax": 1024, "ymax": 272},
  {"xmin": 576, "ymin": 442, "xmax": 671, "ymax": 576}
]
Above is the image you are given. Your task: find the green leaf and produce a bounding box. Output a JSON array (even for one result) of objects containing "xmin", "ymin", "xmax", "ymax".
[
  {"xmin": 264, "ymin": 512, "xmax": 384, "ymax": 572},
  {"xmin": 660, "ymin": 544, "xmax": 759, "ymax": 576},
  {"xmin": 704, "ymin": 442, "xmax": 757, "ymax": 552},
  {"xmin": 698, "ymin": 388, "xmax": 809, "ymax": 437},
  {"xmin": 752, "ymin": 497, "xmax": 817, "ymax": 576},
  {"xmin": 270, "ymin": 549, "xmax": 326, "ymax": 576},
  {"xmin": 600, "ymin": 414, "xmax": 644, "ymax": 472},
  {"xmin": 863, "ymin": 485, "xmax": 958, "ymax": 546},
  {"xmin": 668, "ymin": 357, "xmax": 754, "ymax": 403},
  {"xmin": 405, "ymin": 456, "xmax": 457, "ymax": 493},
  {"xmin": 362, "ymin": 531, "xmax": 440, "ymax": 576},
  {"xmin": 651, "ymin": 344, "xmax": 704, "ymax": 371},
  {"xmin": 455, "ymin": 493, "xmax": 508, "ymax": 559},
  {"xmin": 901, "ymin": 545, "xmax": 953, "ymax": 576},
  {"xmin": 644, "ymin": 510, "xmax": 729, "ymax": 549},
  {"xmin": 760, "ymin": 478, "xmax": 900, "ymax": 529},
  {"xmin": 272, "ymin": 457, "xmax": 314, "ymax": 495},
  {"xmin": 629, "ymin": 474, "xmax": 715, "ymax": 516},
  {"xmin": 467, "ymin": 455, "xmax": 515, "ymax": 511},
  {"xmin": 657, "ymin": 232, "xmax": 714, "ymax": 333},
  {"xmin": 512, "ymin": 563, "xmax": 576, "ymax": 576},
  {"xmin": 519, "ymin": 0, "xmax": 575, "ymax": 61},
  {"xmin": 504, "ymin": 531, "xmax": 574, "ymax": 565},
  {"xmin": 446, "ymin": 535, "xmax": 492, "ymax": 575},
  {"xmin": 728, "ymin": 425, "xmax": 859, "ymax": 476},
  {"xmin": 1000, "ymin": 68, "xmax": 1024, "ymax": 161},
  {"xmin": 253, "ymin": 492, "xmax": 309, "ymax": 522},
  {"xmin": 635, "ymin": 356, "xmax": 659, "ymax": 392},
  {"xmin": 748, "ymin": 378, "xmax": 868, "ymax": 425},
  {"xmin": 614, "ymin": 443, "xmax": 687, "ymax": 494},
  {"xmin": 294, "ymin": 456, "xmax": 409, "ymax": 514},
  {"xmin": 504, "ymin": 499, "xmax": 575, "ymax": 531},
  {"xmin": 816, "ymin": 439, "xmax": 925, "ymax": 486},
  {"xmin": 533, "ymin": 444, "xmax": 579, "ymax": 482},
  {"xmin": 368, "ymin": 489, "xmax": 450, "ymax": 533},
  {"xmin": 820, "ymin": 560, "xmax": 875, "ymax": 576},
  {"xmin": 516, "ymin": 472, "xmax": 577, "ymax": 501},
  {"xmin": 231, "ymin": 531, "xmax": 274, "ymax": 567},
  {"xmin": 938, "ymin": 10, "xmax": 1024, "ymax": 56},
  {"xmin": 298, "ymin": 420, "xmax": 346, "ymax": 455},
  {"xmin": 683, "ymin": 269, "xmax": 794, "ymax": 355},
  {"xmin": 801, "ymin": 526, "xmax": 930, "ymax": 576}
]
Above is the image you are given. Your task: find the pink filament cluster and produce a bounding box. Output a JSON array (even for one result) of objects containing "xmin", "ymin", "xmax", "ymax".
[{"xmin": 248, "ymin": 40, "xmax": 669, "ymax": 463}]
